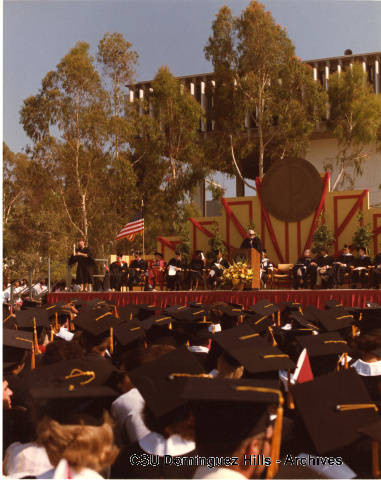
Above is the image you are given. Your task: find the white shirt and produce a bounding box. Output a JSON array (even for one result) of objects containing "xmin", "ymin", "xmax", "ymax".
[
  {"xmin": 111, "ymin": 388, "xmax": 150, "ymax": 443},
  {"xmin": 139, "ymin": 432, "xmax": 195, "ymax": 456},
  {"xmin": 194, "ymin": 466, "xmax": 246, "ymax": 479},
  {"xmin": 39, "ymin": 459, "xmax": 104, "ymax": 479},
  {"xmin": 56, "ymin": 327, "xmax": 74, "ymax": 342},
  {"xmin": 4, "ymin": 442, "xmax": 53, "ymax": 479},
  {"xmin": 351, "ymin": 359, "xmax": 381, "ymax": 376}
]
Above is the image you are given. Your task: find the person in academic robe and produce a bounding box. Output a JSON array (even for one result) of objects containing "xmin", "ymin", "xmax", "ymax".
[
  {"xmin": 189, "ymin": 250, "xmax": 206, "ymax": 291},
  {"xmin": 316, "ymin": 248, "xmax": 334, "ymax": 289},
  {"xmin": 111, "ymin": 348, "xmax": 201, "ymax": 479},
  {"xmin": 109, "ymin": 254, "xmax": 128, "ymax": 291},
  {"xmin": 292, "ymin": 249, "xmax": 318, "ymax": 290},
  {"xmin": 148, "ymin": 252, "xmax": 166, "ymax": 291},
  {"xmin": 352, "ymin": 247, "xmax": 372, "ymax": 288},
  {"xmin": 68, "ymin": 239, "xmax": 95, "ymax": 292},
  {"xmin": 260, "ymin": 249, "xmax": 274, "ymax": 288},
  {"xmin": 371, "ymin": 252, "xmax": 381, "ymax": 289},
  {"xmin": 166, "ymin": 251, "xmax": 184, "ymax": 291},
  {"xmin": 208, "ymin": 250, "xmax": 229, "ymax": 289},
  {"xmin": 332, "ymin": 244, "xmax": 354, "ymax": 287},
  {"xmin": 128, "ymin": 252, "xmax": 148, "ymax": 290},
  {"xmin": 350, "ymin": 329, "xmax": 381, "ymax": 401},
  {"xmin": 240, "ymin": 229, "xmax": 262, "ymax": 253}
]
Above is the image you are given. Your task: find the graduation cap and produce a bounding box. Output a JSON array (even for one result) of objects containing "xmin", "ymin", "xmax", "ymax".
[
  {"xmin": 74, "ymin": 310, "xmax": 119, "ymax": 336},
  {"xmin": 289, "ymin": 311, "xmax": 320, "ymax": 332},
  {"xmin": 163, "ymin": 304, "xmax": 189, "ymax": 316},
  {"xmin": 249, "ymin": 299, "xmax": 279, "ymax": 316},
  {"xmin": 183, "ymin": 377, "xmax": 284, "ymax": 478},
  {"xmin": 128, "ymin": 346, "xmax": 205, "ymax": 429},
  {"xmin": 14, "ymin": 308, "xmax": 49, "ymax": 328},
  {"xmin": 3, "ymin": 328, "xmax": 34, "ymax": 370},
  {"xmin": 291, "ymin": 370, "xmax": 380, "ymax": 455},
  {"xmin": 117, "ymin": 304, "xmax": 141, "ymax": 322},
  {"xmin": 114, "ymin": 320, "xmax": 149, "ymax": 348},
  {"xmin": 296, "ymin": 332, "xmax": 349, "ymax": 357},
  {"xmin": 28, "ymin": 358, "xmax": 119, "ymax": 424},
  {"xmin": 74, "ymin": 310, "xmax": 119, "ymax": 354},
  {"xmin": 325, "ymin": 299, "xmax": 344, "ymax": 310},
  {"xmin": 214, "ymin": 329, "xmax": 295, "ymax": 375},
  {"xmin": 137, "ymin": 304, "xmax": 157, "ymax": 321},
  {"xmin": 315, "ymin": 307, "xmax": 355, "ymax": 333}
]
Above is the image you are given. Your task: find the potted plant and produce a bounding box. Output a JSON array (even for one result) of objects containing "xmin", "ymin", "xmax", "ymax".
[{"xmin": 352, "ymin": 211, "xmax": 373, "ymax": 252}]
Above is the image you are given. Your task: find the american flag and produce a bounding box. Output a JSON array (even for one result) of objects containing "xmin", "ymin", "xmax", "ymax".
[{"xmin": 115, "ymin": 208, "xmax": 144, "ymax": 242}]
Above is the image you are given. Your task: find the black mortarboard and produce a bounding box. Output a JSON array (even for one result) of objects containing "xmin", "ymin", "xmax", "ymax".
[
  {"xmin": 325, "ymin": 299, "xmax": 344, "ymax": 310},
  {"xmin": 163, "ymin": 305, "xmax": 189, "ymax": 316},
  {"xmin": 183, "ymin": 377, "xmax": 284, "ymax": 476},
  {"xmin": 215, "ymin": 329, "xmax": 294, "ymax": 374},
  {"xmin": 128, "ymin": 346, "xmax": 205, "ymax": 426},
  {"xmin": 296, "ymin": 332, "xmax": 350, "ymax": 357},
  {"xmin": 117, "ymin": 304, "xmax": 141, "ymax": 321},
  {"xmin": 291, "ymin": 370, "xmax": 380, "ymax": 454},
  {"xmin": 289, "ymin": 310, "xmax": 320, "ymax": 332},
  {"xmin": 249, "ymin": 299, "xmax": 279, "ymax": 316},
  {"xmin": 74, "ymin": 311, "xmax": 119, "ymax": 337},
  {"xmin": 3, "ymin": 328, "xmax": 34, "ymax": 370},
  {"xmin": 314, "ymin": 307, "xmax": 355, "ymax": 333},
  {"xmin": 244, "ymin": 312, "xmax": 275, "ymax": 333},
  {"xmin": 28, "ymin": 357, "xmax": 119, "ymax": 424},
  {"xmin": 14, "ymin": 308, "xmax": 49, "ymax": 328},
  {"xmin": 114, "ymin": 319, "xmax": 152, "ymax": 348},
  {"xmin": 137, "ymin": 304, "xmax": 157, "ymax": 320}
]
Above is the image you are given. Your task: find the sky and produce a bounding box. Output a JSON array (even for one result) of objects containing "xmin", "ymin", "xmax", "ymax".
[{"xmin": 3, "ymin": 0, "xmax": 381, "ymax": 195}]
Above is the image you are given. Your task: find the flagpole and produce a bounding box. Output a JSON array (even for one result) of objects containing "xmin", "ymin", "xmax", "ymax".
[{"xmin": 142, "ymin": 199, "xmax": 145, "ymax": 258}]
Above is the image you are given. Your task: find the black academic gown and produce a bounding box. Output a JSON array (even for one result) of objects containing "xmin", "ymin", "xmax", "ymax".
[
  {"xmin": 110, "ymin": 261, "xmax": 128, "ymax": 291},
  {"xmin": 69, "ymin": 247, "xmax": 95, "ymax": 284},
  {"xmin": 240, "ymin": 236, "xmax": 262, "ymax": 253}
]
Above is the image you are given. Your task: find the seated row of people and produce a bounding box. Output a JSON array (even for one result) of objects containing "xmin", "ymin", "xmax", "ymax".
[{"xmin": 293, "ymin": 245, "xmax": 381, "ymax": 290}]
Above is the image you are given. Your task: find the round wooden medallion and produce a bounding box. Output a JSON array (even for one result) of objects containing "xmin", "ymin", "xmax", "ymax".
[{"xmin": 261, "ymin": 158, "xmax": 322, "ymax": 222}]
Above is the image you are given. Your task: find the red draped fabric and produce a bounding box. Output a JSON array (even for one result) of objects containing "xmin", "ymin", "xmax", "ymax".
[{"xmin": 47, "ymin": 289, "xmax": 381, "ymax": 310}]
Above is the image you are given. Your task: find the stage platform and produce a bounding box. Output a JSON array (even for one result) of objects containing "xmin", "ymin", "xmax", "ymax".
[{"xmin": 47, "ymin": 289, "xmax": 381, "ymax": 310}]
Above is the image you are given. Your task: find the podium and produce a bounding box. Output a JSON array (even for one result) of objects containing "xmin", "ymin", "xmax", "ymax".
[{"xmin": 228, "ymin": 248, "xmax": 261, "ymax": 289}]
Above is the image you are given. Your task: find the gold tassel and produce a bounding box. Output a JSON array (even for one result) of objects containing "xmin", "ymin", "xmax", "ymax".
[
  {"xmin": 50, "ymin": 325, "xmax": 54, "ymax": 342},
  {"xmin": 114, "ymin": 305, "xmax": 119, "ymax": 319},
  {"xmin": 352, "ymin": 324, "xmax": 357, "ymax": 338},
  {"xmin": 202, "ymin": 315, "xmax": 207, "ymax": 323},
  {"xmin": 130, "ymin": 312, "xmax": 133, "ymax": 321},
  {"xmin": 277, "ymin": 311, "xmax": 281, "ymax": 327},
  {"xmin": 55, "ymin": 312, "xmax": 59, "ymax": 332},
  {"xmin": 238, "ymin": 314, "xmax": 244, "ymax": 324},
  {"xmin": 344, "ymin": 353, "xmax": 348, "ymax": 370},
  {"xmin": 268, "ymin": 327, "xmax": 277, "ymax": 347},
  {"xmin": 10, "ymin": 304, "xmax": 13, "ymax": 315},
  {"xmin": 168, "ymin": 322, "xmax": 173, "ymax": 330},
  {"xmin": 109, "ymin": 327, "xmax": 114, "ymax": 354},
  {"xmin": 31, "ymin": 344, "xmax": 35, "ymax": 370},
  {"xmin": 372, "ymin": 440, "xmax": 380, "ymax": 479},
  {"xmin": 287, "ymin": 370, "xmax": 295, "ymax": 409},
  {"xmin": 33, "ymin": 317, "xmax": 40, "ymax": 354},
  {"xmin": 186, "ymin": 340, "xmax": 190, "ymax": 348},
  {"xmin": 266, "ymin": 401, "xmax": 284, "ymax": 478}
]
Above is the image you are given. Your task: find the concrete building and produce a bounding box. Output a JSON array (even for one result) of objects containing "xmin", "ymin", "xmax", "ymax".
[{"xmin": 130, "ymin": 51, "xmax": 381, "ymax": 211}]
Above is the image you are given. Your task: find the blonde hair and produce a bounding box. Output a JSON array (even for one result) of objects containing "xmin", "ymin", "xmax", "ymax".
[{"xmin": 36, "ymin": 412, "xmax": 119, "ymax": 473}]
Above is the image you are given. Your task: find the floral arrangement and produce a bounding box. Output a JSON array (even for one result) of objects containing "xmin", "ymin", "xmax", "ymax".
[{"xmin": 222, "ymin": 261, "xmax": 254, "ymax": 289}]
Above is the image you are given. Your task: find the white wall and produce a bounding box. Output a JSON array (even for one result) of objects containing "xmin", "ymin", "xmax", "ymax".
[{"xmin": 306, "ymin": 137, "xmax": 381, "ymax": 207}]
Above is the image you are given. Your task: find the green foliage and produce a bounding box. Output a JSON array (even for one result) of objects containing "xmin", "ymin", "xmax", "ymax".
[
  {"xmin": 207, "ymin": 224, "xmax": 227, "ymax": 260},
  {"xmin": 204, "ymin": 1, "xmax": 326, "ymax": 178},
  {"xmin": 8, "ymin": 35, "xmax": 211, "ymax": 278},
  {"xmin": 352, "ymin": 211, "xmax": 373, "ymax": 251},
  {"xmin": 328, "ymin": 64, "xmax": 381, "ymax": 190},
  {"xmin": 311, "ymin": 213, "xmax": 335, "ymax": 254},
  {"xmin": 207, "ymin": 180, "xmax": 225, "ymax": 202}
]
